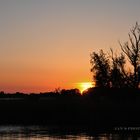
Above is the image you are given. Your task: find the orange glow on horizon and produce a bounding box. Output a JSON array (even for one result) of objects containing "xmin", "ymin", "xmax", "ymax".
[{"xmin": 77, "ymin": 82, "xmax": 94, "ymax": 93}]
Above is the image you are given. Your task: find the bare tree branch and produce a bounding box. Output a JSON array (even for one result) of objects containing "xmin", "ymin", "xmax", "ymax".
[{"xmin": 120, "ymin": 22, "xmax": 140, "ymax": 88}]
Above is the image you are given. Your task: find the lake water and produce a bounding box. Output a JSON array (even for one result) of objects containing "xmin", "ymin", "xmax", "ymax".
[{"xmin": 0, "ymin": 125, "xmax": 139, "ymax": 140}]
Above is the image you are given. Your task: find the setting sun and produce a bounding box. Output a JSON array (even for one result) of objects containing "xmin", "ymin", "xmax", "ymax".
[{"xmin": 77, "ymin": 82, "xmax": 93, "ymax": 93}]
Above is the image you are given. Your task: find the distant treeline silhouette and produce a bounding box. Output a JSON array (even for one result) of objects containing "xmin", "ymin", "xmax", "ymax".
[
  {"xmin": 0, "ymin": 88, "xmax": 81, "ymax": 99},
  {"xmin": 90, "ymin": 22, "xmax": 140, "ymax": 88},
  {"xmin": 0, "ymin": 87, "xmax": 140, "ymax": 128}
]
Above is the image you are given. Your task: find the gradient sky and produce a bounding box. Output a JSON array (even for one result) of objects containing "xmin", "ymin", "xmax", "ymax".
[{"xmin": 0, "ymin": 0, "xmax": 140, "ymax": 93}]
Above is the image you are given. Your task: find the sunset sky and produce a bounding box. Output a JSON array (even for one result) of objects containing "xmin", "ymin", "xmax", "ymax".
[{"xmin": 0, "ymin": 0, "xmax": 140, "ymax": 93}]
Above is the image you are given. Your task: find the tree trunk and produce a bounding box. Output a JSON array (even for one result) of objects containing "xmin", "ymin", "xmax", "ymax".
[{"xmin": 134, "ymin": 65, "xmax": 137, "ymax": 88}]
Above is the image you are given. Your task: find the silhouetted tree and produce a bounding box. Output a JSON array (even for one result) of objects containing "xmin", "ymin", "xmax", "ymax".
[
  {"xmin": 61, "ymin": 89, "xmax": 81, "ymax": 96},
  {"xmin": 110, "ymin": 49, "xmax": 126, "ymax": 87},
  {"xmin": 91, "ymin": 23, "xmax": 140, "ymax": 89},
  {"xmin": 120, "ymin": 22, "xmax": 140, "ymax": 88},
  {"xmin": 0, "ymin": 91, "xmax": 4, "ymax": 95},
  {"xmin": 90, "ymin": 50, "xmax": 110, "ymax": 87}
]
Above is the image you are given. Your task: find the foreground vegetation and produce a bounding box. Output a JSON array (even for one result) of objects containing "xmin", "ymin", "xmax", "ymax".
[{"xmin": 0, "ymin": 87, "xmax": 140, "ymax": 130}]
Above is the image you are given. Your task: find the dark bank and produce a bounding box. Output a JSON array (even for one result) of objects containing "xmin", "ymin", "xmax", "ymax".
[{"xmin": 0, "ymin": 87, "xmax": 140, "ymax": 131}]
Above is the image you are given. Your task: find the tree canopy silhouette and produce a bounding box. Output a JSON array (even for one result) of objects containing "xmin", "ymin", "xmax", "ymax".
[
  {"xmin": 90, "ymin": 50, "xmax": 110, "ymax": 88},
  {"xmin": 91, "ymin": 22, "xmax": 140, "ymax": 88},
  {"xmin": 110, "ymin": 49, "xmax": 126, "ymax": 88},
  {"xmin": 120, "ymin": 22, "xmax": 140, "ymax": 88}
]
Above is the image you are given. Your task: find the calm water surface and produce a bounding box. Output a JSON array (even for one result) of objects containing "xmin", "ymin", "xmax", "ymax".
[{"xmin": 0, "ymin": 125, "xmax": 139, "ymax": 140}]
